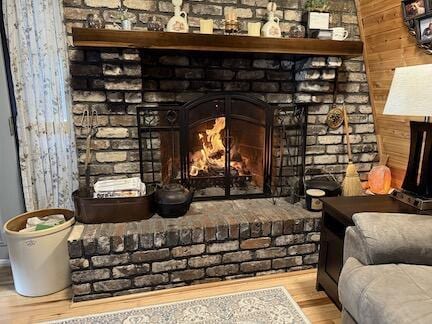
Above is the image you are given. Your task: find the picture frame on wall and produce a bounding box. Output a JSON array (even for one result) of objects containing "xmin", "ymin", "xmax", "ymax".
[
  {"xmin": 416, "ymin": 14, "xmax": 432, "ymax": 43},
  {"xmin": 402, "ymin": 0, "xmax": 428, "ymax": 21}
]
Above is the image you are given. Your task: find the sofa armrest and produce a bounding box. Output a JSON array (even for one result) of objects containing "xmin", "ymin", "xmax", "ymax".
[
  {"xmin": 343, "ymin": 226, "xmax": 370, "ymax": 265},
  {"xmin": 351, "ymin": 212, "xmax": 432, "ymax": 266}
]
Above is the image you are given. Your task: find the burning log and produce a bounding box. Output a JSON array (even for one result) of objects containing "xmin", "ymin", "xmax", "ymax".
[
  {"xmin": 189, "ymin": 117, "xmax": 251, "ymax": 178},
  {"xmin": 189, "ymin": 117, "xmax": 226, "ymax": 176}
]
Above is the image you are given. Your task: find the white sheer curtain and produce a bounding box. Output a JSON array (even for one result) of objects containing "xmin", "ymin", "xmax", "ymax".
[{"xmin": 3, "ymin": 0, "xmax": 78, "ymax": 210}]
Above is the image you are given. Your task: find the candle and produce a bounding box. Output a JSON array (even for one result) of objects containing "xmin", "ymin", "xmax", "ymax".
[
  {"xmin": 200, "ymin": 19, "xmax": 214, "ymax": 34},
  {"xmin": 248, "ymin": 22, "xmax": 261, "ymax": 37}
]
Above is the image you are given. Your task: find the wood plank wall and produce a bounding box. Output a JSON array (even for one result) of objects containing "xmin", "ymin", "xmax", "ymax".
[{"xmin": 356, "ymin": 0, "xmax": 432, "ymax": 186}]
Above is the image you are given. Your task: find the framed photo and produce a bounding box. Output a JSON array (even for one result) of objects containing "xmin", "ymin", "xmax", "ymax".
[
  {"xmin": 417, "ymin": 14, "xmax": 432, "ymax": 43},
  {"xmin": 307, "ymin": 12, "xmax": 330, "ymax": 30},
  {"xmin": 402, "ymin": 0, "xmax": 428, "ymax": 21}
]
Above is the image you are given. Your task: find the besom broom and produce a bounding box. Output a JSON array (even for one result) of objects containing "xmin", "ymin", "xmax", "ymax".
[{"xmin": 342, "ymin": 105, "xmax": 363, "ymax": 196}]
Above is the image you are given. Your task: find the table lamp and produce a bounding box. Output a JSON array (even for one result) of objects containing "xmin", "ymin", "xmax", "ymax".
[{"xmin": 383, "ymin": 64, "xmax": 432, "ymax": 207}]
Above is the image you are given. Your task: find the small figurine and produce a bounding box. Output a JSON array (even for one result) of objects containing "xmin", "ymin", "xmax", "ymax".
[
  {"xmin": 148, "ymin": 16, "xmax": 164, "ymax": 32},
  {"xmin": 86, "ymin": 14, "xmax": 103, "ymax": 29},
  {"xmin": 261, "ymin": 2, "xmax": 281, "ymax": 38},
  {"xmin": 167, "ymin": 0, "xmax": 189, "ymax": 33},
  {"xmin": 111, "ymin": 6, "xmax": 133, "ymax": 30},
  {"xmin": 288, "ymin": 24, "xmax": 306, "ymax": 38}
]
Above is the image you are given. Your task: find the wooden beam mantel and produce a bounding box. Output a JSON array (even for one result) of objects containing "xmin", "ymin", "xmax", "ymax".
[{"xmin": 72, "ymin": 28, "xmax": 364, "ymax": 57}]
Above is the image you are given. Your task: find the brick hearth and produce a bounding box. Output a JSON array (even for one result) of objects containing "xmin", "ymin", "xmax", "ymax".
[{"xmin": 68, "ymin": 199, "xmax": 320, "ymax": 301}]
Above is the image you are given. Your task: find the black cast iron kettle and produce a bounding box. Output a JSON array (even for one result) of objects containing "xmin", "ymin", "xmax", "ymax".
[
  {"xmin": 155, "ymin": 110, "xmax": 194, "ymax": 218},
  {"xmin": 155, "ymin": 183, "xmax": 194, "ymax": 218}
]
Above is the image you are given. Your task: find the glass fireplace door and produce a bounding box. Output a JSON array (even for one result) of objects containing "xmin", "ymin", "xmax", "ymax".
[
  {"xmin": 186, "ymin": 95, "xmax": 271, "ymax": 199},
  {"xmin": 187, "ymin": 97, "xmax": 227, "ymax": 198},
  {"xmin": 229, "ymin": 99, "xmax": 267, "ymax": 196}
]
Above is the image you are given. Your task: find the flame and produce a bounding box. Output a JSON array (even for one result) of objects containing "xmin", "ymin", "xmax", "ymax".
[
  {"xmin": 189, "ymin": 117, "xmax": 249, "ymax": 177},
  {"xmin": 190, "ymin": 117, "xmax": 226, "ymax": 176}
]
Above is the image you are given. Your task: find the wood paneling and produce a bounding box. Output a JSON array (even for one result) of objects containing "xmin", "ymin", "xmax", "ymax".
[
  {"xmin": 72, "ymin": 27, "xmax": 363, "ymax": 57},
  {"xmin": 356, "ymin": 0, "xmax": 432, "ymax": 186}
]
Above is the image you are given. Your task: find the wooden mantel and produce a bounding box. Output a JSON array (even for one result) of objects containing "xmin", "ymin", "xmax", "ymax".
[{"xmin": 72, "ymin": 28, "xmax": 364, "ymax": 57}]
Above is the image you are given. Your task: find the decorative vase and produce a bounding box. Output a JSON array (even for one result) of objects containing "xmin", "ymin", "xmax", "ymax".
[
  {"xmin": 167, "ymin": 0, "xmax": 189, "ymax": 33},
  {"xmin": 261, "ymin": 2, "xmax": 281, "ymax": 38},
  {"xmin": 121, "ymin": 19, "xmax": 132, "ymax": 30}
]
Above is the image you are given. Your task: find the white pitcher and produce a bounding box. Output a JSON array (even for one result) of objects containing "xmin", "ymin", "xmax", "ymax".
[
  {"xmin": 261, "ymin": 2, "xmax": 281, "ymax": 38},
  {"xmin": 167, "ymin": 0, "xmax": 189, "ymax": 33}
]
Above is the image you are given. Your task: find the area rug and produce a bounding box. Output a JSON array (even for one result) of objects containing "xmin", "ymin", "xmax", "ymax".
[{"xmin": 48, "ymin": 287, "xmax": 310, "ymax": 324}]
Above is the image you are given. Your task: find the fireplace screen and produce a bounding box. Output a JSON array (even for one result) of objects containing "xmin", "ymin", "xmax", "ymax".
[
  {"xmin": 186, "ymin": 95, "xmax": 272, "ymax": 198},
  {"xmin": 137, "ymin": 94, "xmax": 305, "ymax": 201}
]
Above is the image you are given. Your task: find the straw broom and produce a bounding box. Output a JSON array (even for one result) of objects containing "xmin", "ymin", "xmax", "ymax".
[{"xmin": 342, "ymin": 105, "xmax": 363, "ymax": 196}]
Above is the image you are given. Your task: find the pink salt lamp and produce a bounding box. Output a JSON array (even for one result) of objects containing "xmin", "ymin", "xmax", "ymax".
[{"xmin": 368, "ymin": 165, "xmax": 392, "ymax": 195}]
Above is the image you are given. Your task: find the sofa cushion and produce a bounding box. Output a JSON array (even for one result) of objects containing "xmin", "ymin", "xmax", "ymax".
[
  {"xmin": 352, "ymin": 213, "xmax": 432, "ymax": 266},
  {"xmin": 339, "ymin": 257, "xmax": 432, "ymax": 324}
]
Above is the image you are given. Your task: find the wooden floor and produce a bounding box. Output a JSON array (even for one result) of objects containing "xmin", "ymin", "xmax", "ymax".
[{"xmin": 0, "ymin": 266, "xmax": 340, "ymax": 323}]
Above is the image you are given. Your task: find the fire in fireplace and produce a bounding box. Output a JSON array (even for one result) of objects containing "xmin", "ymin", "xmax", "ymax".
[
  {"xmin": 188, "ymin": 113, "xmax": 265, "ymax": 198},
  {"xmin": 137, "ymin": 93, "xmax": 305, "ymax": 201},
  {"xmin": 189, "ymin": 117, "xmax": 228, "ymax": 178}
]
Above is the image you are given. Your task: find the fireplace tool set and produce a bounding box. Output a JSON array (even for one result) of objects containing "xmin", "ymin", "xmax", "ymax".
[
  {"xmin": 72, "ymin": 108, "xmax": 155, "ymax": 224},
  {"xmin": 80, "ymin": 107, "xmax": 99, "ymax": 196}
]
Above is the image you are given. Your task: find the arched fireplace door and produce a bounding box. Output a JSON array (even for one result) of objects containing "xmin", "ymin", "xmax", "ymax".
[
  {"xmin": 182, "ymin": 94, "xmax": 274, "ymax": 199},
  {"xmin": 137, "ymin": 93, "xmax": 274, "ymax": 200}
]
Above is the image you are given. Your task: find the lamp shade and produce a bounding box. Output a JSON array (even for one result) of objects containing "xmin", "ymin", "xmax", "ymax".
[{"xmin": 383, "ymin": 64, "xmax": 432, "ymax": 117}]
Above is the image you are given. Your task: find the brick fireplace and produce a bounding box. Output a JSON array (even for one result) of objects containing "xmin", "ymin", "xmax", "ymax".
[
  {"xmin": 70, "ymin": 51, "xmax": 375, "ymax": 196},
  {"xmin": 65, "ymin": 1, "xmax": 377, "ymax": 192},
  {"xmin": 63, "ymin": 0, "xmax": 377, "ymax": 302}
]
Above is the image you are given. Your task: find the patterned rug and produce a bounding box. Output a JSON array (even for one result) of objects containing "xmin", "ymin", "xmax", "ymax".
[{"xmin": 48, "ymin": 287, "xmax": 310, "ymax": 324}]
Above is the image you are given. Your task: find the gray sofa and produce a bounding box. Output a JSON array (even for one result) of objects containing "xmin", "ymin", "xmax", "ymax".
[{"xmin": 338, "ymin": 212, "xmax": 432, "ymax": 324}]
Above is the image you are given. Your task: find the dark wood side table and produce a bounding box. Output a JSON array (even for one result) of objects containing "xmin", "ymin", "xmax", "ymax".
[{"xmin": 316, "ymin": 195, "xmax": 432, "ymax": 309}]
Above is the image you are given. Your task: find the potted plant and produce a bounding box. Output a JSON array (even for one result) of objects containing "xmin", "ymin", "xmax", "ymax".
[{"xmin": 303, "ymin": 0, "xmax": 330, "ymax": 35}]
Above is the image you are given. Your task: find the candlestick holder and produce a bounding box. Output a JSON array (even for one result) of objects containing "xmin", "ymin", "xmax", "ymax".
[{"xmin": 225, "ymin": 20, "xmax": 240, "ymax": 35}]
